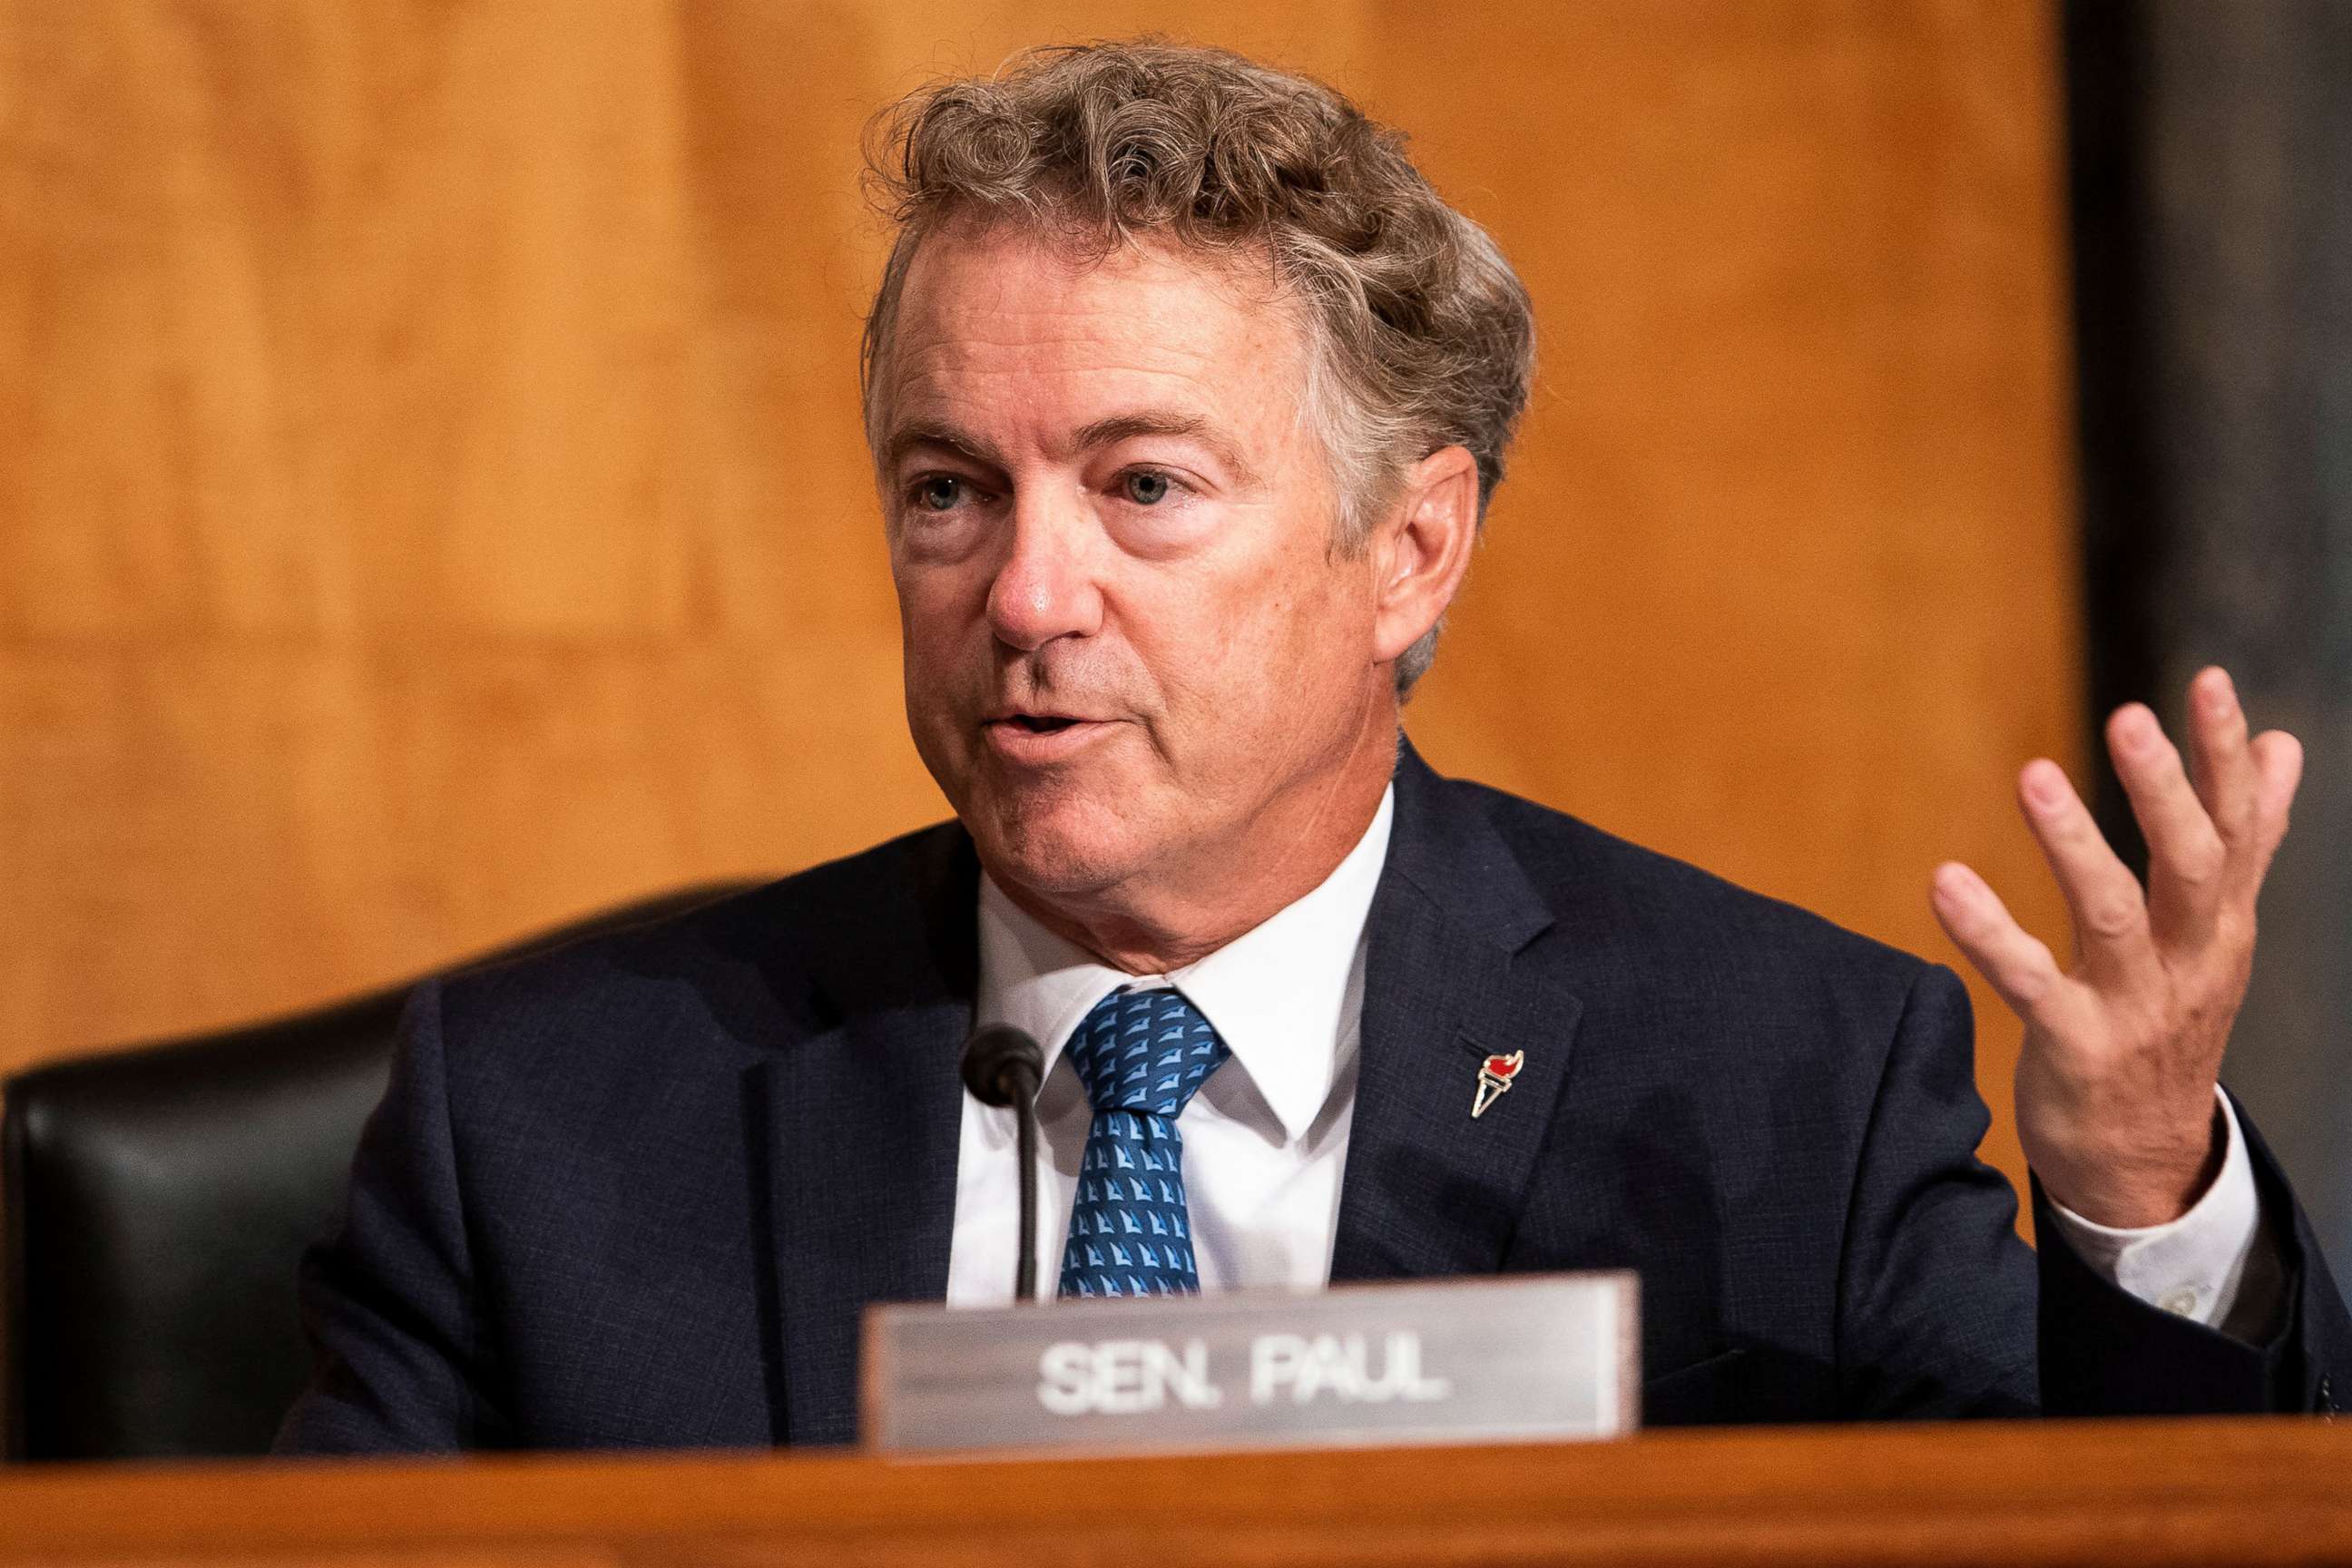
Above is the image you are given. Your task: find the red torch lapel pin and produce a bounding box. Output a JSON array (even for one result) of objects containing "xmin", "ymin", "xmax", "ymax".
[{"xmin": 1471, "ymin": 1051, "xmax": 1524, "ymax": 1119}]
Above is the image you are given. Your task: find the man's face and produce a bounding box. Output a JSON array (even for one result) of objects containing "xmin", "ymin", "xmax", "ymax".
[{"xmin": 878, "ymin": 221, "xmax": 1392, "ymax": 914}]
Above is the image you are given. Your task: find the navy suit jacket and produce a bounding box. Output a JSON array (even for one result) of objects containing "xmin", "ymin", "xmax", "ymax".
[{"xmin": 280, "ymin": 744, "xmax": 2351, "ymax": 1451}]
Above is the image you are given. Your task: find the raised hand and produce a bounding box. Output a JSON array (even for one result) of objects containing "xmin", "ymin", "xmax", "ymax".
[{"xmin": 1928, "ymin": 667, "xmax": 2302, "ymax": 1229}]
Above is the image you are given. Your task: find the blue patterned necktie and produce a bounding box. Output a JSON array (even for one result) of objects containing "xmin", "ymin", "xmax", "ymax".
[{"xmin": 1057, "ymin": 986, "xmax": 1230, "ymax": 1299}]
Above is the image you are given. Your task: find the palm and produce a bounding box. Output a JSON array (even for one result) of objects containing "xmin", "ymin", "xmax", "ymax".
[{"xmin": 1929, "ymin": 668, "xmax": 2299, "ymax": 1229}]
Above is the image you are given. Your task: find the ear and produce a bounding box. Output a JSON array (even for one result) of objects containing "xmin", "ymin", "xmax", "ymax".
[{"xmin": 1368, "ymin": 444, "xmax": 1481, "ymax": 666}]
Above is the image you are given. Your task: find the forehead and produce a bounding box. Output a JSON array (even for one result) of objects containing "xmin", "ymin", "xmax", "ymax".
[{"xmin": 879, "ymin": 220, "xmax": 1311, "ymax": 443}]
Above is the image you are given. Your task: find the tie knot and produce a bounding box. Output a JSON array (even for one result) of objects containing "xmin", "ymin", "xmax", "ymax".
[{"xmin": 1065, "ymin": 987, "xmax": 1229, "ymax": 1117}]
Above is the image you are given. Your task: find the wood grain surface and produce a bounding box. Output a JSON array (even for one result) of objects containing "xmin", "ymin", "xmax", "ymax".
[
  {"xmin": 0, "ymin": 3, "xmax": 2078, "ymax": 1200},
  {"xmin": 0, "ymin": 1419, "xmax": 2346, "ymax": 1566}
]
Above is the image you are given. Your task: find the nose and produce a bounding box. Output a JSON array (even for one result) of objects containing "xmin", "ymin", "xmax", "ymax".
[{"xmin": 985, "ymin": 485, "xmax": 1103, "ymax": 652}]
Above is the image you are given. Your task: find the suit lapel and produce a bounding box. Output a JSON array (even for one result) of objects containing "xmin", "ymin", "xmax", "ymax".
[
  {"xmin": 1330, "ymin": 742, "xmax": 1585, "ymax": 1281},
  {"xmin": 756, "ymin": 827, "xmax": 977, "ymax": 1445}
]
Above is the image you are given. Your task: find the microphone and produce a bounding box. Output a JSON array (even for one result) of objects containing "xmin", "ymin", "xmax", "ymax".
[{"xmin": 960, "ymin": 1025, "xmax": 1045, "ymax": 1302}]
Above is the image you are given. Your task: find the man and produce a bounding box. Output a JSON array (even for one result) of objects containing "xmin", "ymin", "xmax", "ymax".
[{"xmin": 281, "ymin": 42, "xmax": 2348, "ymax": 1451}]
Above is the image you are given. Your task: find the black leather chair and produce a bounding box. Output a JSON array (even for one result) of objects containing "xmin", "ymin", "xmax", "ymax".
[{"xmin": 1, "ymin": 881, "xmax": 756, "ymax": 1462}]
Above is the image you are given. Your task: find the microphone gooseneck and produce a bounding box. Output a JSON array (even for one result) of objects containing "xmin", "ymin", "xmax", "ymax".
[{"xmin": 959, "ymin": 1025, "xmax": 1045, "ymax": 1302}]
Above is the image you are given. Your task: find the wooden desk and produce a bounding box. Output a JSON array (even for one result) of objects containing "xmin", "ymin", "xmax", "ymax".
[{"xmin": 1, "ymin": 1418, "xmax": 2346, "ymax": 1566}]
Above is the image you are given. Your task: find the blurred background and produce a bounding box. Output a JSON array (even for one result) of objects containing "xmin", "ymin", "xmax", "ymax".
[{"xmin": 0, "ymin": 0, "xmax": 2341, "ymax": 1270}]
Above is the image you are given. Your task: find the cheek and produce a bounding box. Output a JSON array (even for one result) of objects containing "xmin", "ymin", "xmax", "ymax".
[
  {"xmin": 1249, "ymin": 535, "xmax": 1371, "ymax": 659},
  {"xmin": 895, "ymin": 557, "xmax": 984, "ymax": 655},
  {"xmin": 1142, "ymin": 564, "xmax": 1366, "ymax": 743},
  {"xmin": 895, "ymin": 582, "xmax": 980, "ymax": 759}
]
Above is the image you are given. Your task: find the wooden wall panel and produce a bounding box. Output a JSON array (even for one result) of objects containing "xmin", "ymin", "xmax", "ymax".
[{"xmin": 0, "ymin": 2, "xmax": 2077, "ymax": 1200}]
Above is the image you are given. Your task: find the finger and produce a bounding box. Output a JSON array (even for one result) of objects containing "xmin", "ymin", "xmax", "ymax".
[
  {"xmin": 2105, "ymin": 701, "xmax": 2227, "ymax": 947},
  {"xmin": 2185, "ymin": 666, "xmax": 2259, "ymax": 854},
  {"xmin": 2243, "ymin": 728, "xmax": 2304, "ymax": 888},
  {"xmin": 2016, "ymin": 758, "xmax": 2160, "ymax": 984},
  {"xmin": 1929, "ymin": 861, "xmax": 2089, "ymax": 1028}
]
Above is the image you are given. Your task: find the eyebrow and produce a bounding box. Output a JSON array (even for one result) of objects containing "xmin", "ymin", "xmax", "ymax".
[
  {"xmin": 1071, "ymin": 412, "xmax": 1260, "ymax": 487},
  {"xmin": 881, "ymin": 410, "xmax": 1261, "ymax": 488},
  {"xmin": 881, "ymin": 420, "xmax": 1009, "ymax": 476}
]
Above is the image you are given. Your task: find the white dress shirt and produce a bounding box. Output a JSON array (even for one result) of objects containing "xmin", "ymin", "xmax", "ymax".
[
  {"xmin": 945, "ymin": 783, "xmax": 2270, "ymax": 1334},
  {"xmin": 948, "ymin": 787, "xmax": 1392, "ymax": 1303}
]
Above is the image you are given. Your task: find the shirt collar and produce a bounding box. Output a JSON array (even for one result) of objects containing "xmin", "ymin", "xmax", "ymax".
[{"xmin": 975, "ymin": 783, "xmax": 1396, "ymax": 1142}]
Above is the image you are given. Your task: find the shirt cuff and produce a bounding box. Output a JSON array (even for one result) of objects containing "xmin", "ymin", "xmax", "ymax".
[{"xmin": 2041, "ymin": 1086, "xmax": 2269, "ymax": 1331}]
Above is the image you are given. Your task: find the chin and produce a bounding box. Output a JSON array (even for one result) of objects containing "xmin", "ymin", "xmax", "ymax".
[{"xmin": 965, "ymin": 785, "xmax": 1159, "ymax": 901}]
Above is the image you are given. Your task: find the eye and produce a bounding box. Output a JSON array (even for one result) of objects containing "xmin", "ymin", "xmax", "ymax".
[
  {"xmin": 1121, "ymin": 469, "xmax": 1173, "ymax": 506},
  {"xmin": 911, "ymin": 474, "xmax": 967, "ymax": 513}
]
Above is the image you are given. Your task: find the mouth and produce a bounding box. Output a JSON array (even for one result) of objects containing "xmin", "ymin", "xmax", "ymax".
[{"xmin": 981, "ymin": 710, "xmax": 1117, "ymax": 761}]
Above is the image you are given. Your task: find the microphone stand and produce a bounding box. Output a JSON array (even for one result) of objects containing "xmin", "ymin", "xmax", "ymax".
[{"xmin": 1013, "ymin": 1073, "xmax": 1039, "ymax": 1302}]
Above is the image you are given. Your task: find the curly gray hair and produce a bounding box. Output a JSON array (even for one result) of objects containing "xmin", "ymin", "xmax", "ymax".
[{"xmin": 859, "ymin": 41, "xmax": 1536, "ymax": 695}]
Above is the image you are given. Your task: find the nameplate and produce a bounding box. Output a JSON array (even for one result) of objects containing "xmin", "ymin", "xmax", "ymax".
[{"xmin": 862, "ymin": 1271, "xmax": 1638, "ymax": 1455}]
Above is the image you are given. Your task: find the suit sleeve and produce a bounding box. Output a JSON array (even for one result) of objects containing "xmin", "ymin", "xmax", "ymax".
[
  {"xmin": 1837, "ymin": 963, "xmax": 2352, "ymax": 1418},
  {"xmin": 1834, "ymin": 963, "xmax": 2041, "ymax": 1416},
  {"xmin": 2037, "ymin": 1093, "xmax": 2352, "ymax": 1416},
  {"xmin": 273, "ymin": 980, "xmax": 514, "ymax": 1453}
]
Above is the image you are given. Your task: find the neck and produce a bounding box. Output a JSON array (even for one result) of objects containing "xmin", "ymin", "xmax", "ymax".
[{"xmin": 994, "ymin": 721, "xmax": 1399, "ymax": 975}]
